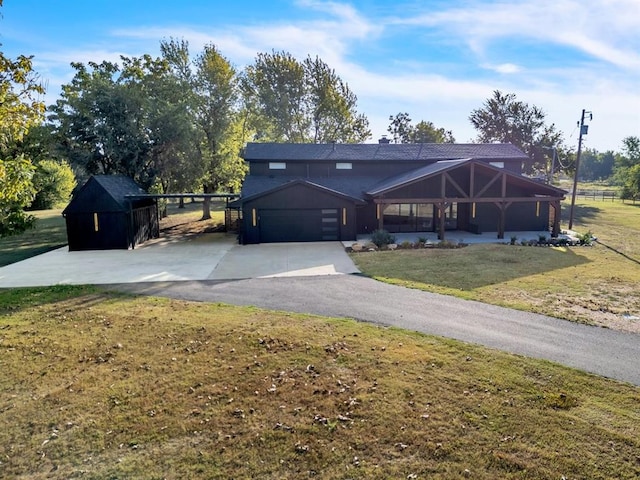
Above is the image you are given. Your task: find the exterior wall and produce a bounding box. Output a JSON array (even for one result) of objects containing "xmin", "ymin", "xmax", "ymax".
[
  {"xmin": 241, "ymin": 183, "xmax": 358, "ymax": 244},
  {"xmin": 66, "ymin": 212, "xmax": 129, "ymax": 251},
  {"xmin": 249, "ymin": 159, "xmax": 523, "ymax": 179},
  {"xmin": 469, "ymin": 202, "xmax": 549, "ymax": 232},
  {"xmin": 356, "ymin": 204, "xmax": 379, "ymax": 235}
]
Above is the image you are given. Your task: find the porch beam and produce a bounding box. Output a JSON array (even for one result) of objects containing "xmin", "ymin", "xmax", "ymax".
[
  {"xmin": 475, "ymin": 171, "xmax": 503, "ymax": 197},
  {"xmin": 372, "ymin": 196, "xmax": 564, "ymax": 204},
  {"xmin": 444, "ymin": 172, "xmax": 469, "ymax": 198}
]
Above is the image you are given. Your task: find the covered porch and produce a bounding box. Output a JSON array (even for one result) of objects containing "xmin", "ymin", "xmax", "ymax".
[{"xmin": 366, "ymin": 159, "xmax": 566, "ymax": 241}]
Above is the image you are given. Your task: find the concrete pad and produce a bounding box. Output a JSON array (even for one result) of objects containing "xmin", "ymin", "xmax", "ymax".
[
  {"xmin": 0, "ymin": 237, "xmax": 360, "ymax": 288},
  {"xmin": 0, "ymin": 234, "xmax": 236, "ymax": 288},
  {"xmin": 208, "ymin": 242, "xmax": 360, "ymax": 280}
]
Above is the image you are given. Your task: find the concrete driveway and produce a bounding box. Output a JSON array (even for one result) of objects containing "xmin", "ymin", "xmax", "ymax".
[{"xmin": 0, "ymin": 235, "xmax": 359, "ymax": 288}]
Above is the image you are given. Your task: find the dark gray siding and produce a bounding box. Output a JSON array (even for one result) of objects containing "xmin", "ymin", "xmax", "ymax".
[{"xmin": 241, "ymin": 183, "xmax": 358, "ymax": 244}]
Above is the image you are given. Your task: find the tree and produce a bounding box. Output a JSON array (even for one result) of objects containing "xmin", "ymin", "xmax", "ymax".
[
  {"xmin": 0, "ymin": 27, "xmax": 45, "ymax": 235},
  {"xmin": 621, "ymin": 164, "xmax": 640, "ymax": 201},
  {"xmin": 469, "ymin": 90, "xmax": 565, "ymax": 174},
  {"xmin": 51, "ymin": 60, "xmax": 151, "ymax": 185},
  {"xmin": 243, "ymin": 51, "xmax": 308, "ymax": 142},
  {"xmin": 242, "ymin": 51, "xmax": 370, "ymax": 143},
  {"xmin": 160, "ymin": 39, "xmax": 244, "ymax": 219},
  {"xmin": 578, "ymin": 148, "xmax": 615, "ymax": 182},
  {"xmin": 51, "ymin": 53, "xmax": 206, "ymax": 193},
  {"xmin": 29, "ymin": 160, "xmax": 76, "ymax": 210},
  {"xmin": 613, "ymin": 136, "xmax": 640, "ymax": 186},
  {"xmin": 304, "ymin": 56, "xmax": 370, "ymax": 143},
  {"xmin": 387, "ymin": 113, "xmax": 455, "ymax": 143}
]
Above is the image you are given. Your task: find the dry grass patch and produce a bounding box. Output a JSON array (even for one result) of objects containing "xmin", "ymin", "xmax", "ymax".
[{"xmin": 1, "ymin": 287, "xmax": 638, "ymax": 479}]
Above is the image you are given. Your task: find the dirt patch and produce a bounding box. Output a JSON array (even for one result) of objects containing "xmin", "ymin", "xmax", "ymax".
[{"xmin": 159, "ymin": 215, "xmax": 224, "ymax": 239}]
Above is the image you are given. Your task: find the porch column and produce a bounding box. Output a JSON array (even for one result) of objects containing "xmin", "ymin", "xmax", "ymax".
[
  {"xmin": 377, "ymin": 203, "xmax": 384, "ymax": 230},
  {"xmin": 436, "ymin": 203, "xmax": 446, "ymax": 241},
  {"xmin": 495, "ymin": 202, "xmax": 512, "ymax": 239},
  {"xmin": 551, "ymin": 201, "xmax": 561, "ymax": 237}
]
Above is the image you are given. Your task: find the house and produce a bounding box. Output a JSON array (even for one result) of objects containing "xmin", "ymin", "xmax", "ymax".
[
  {"xmin": 231, "ymin": 141, "xmax": 566, "ymax": 244},
  {"xmin": 62, "ymin": 175, "xmax": 159, "ymax": 251}
]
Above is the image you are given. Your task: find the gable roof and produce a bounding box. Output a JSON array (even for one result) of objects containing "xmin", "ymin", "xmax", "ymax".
[
  {"xmin": 231, "ymin": 178, "xmax": 368, "ymax": 207},
  {"xmin": 367, "ymin": 159, "xmax": 470, "ymax": 195},
  {"xmin": 242, "ymin": 142, "xmax": 529, "ymax": 162},
  {"xmin": 63, "ymin": 175, "xmax": 148, "ymax": 215},
  {"xmin": 366, "ymin": 159, "xmax": 566, "ymax": 198}
]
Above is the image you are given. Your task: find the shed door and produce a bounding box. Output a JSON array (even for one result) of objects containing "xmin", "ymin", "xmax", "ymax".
[{"xmin": 258, "ymin": 208, "xmax": 339, "ymax": 242}]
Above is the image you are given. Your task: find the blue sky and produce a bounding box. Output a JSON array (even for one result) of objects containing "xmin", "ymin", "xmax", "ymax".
[{"xmin": 2, "ymin": 0, "xmax": 639, "ymax": 152}]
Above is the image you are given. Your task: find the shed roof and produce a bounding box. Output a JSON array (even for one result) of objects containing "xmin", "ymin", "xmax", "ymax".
[
  {"xmin": 241, "ymin": 142, "xmax": 529, "ymax": 162},
  {"xmin": 63, "ymin": 175, "xmax": 148, "ymax": 215}
]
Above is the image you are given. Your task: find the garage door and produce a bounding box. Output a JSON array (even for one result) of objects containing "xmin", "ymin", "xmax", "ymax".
[{"xmin": 259, "ymin": 208, "xmax": 339, "ymax": 242}]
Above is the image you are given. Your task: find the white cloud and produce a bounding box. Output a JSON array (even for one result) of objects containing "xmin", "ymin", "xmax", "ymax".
[
  {"xmin": 393, "ymin": 0, "xmax": 640, "ymax": 71},
  {"xmin": 482, "ymin": 63, "xmax": 522, "ymax": 74},
  {"xmin": 13, "ymin": 0, "xmax": 638, "ymax": 151}
]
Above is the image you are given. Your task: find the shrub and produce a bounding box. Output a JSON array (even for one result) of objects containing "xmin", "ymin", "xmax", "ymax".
[
  {"xmin": 578, "ymin": 230, "xmax": 594, "ymax": 245},
  {"xmin": 510, "ymin": 235, "xmax": 517, "ymax": 245},
  {"xmin": 417, "ymin": 236, "xmax": 428, "ymax": 243},
  {"xmin": 400, "ymin": 240, "xmax": 413, "ymax": 249},
  {"xmin": 370, "ymin": 229, "xmax": 395, "ymax": 248}
]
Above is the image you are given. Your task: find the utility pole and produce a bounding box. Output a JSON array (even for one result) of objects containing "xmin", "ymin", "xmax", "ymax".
[{"xmin": 568, "ymin": 109, "xmax": 592, "ymax": 230}]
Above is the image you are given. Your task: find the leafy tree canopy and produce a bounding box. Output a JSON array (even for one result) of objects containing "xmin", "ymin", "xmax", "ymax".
[
  {"xmin": 0, "ymin": 12, "xmax": 45, "ymax": 235},
  {"xmin": 469, "ymin": 90, "xmax": 567, "ymax": 175},
  {"xmin": 387, "ymin": 112, "xmax": 455, "ymax": 143},
  {"xmin": 242, "ymin": 51, "xmax": 370, "ymax": 143},
  {"xmin": 51, "ymin": 54, "xmax": 204, "ymax": 192}
]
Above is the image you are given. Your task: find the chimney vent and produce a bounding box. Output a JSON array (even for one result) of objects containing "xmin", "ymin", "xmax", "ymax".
[{"xmin": 379, "ymin": 136, "xmax": 390, "ymax": 144}]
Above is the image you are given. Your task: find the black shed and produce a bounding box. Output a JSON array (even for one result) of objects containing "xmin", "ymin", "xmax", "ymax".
[{"xmin": 62, "ymin": 175, "xmax": 159, "ymax": 251}]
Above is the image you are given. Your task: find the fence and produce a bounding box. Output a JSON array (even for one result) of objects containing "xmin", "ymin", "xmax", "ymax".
[{"xmin": 574, "ymin": 189, "xmax": 619, "ymax": 201}]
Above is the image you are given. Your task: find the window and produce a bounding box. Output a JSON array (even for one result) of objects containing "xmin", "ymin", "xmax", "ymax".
[
  {"xmin": 269, "ymin": 162, "xmax": 286, "ymax": 170},
  {"xmin": 489, "ymin": 161, "xmax": 504, "ymax": 169},
  {"xmin": 336, "ymin": 162, "xmax": 352, "ymax": 170}
]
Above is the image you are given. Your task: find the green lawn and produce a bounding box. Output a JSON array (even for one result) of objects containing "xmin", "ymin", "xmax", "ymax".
[
  {"xmin": 0, "ymin": 286, "xmax": 637, "ymax": 479},
  {"xmin": 0, "ymin": 209, "xmax": 67, "ymax": 267},
  {"xmin": 352, "ymin": 199, "xmax": 640, "ymax": 332}
]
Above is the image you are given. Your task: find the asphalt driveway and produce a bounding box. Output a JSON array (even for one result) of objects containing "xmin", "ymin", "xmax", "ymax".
[{"xmin": 112, "ymin": 276, "xmax": 640, "ymax": 386}]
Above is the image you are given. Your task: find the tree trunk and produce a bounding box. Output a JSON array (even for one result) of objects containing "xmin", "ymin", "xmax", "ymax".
[{"xmin": 201, "ymin": 197, "xmax": 211, "ymax": 220}]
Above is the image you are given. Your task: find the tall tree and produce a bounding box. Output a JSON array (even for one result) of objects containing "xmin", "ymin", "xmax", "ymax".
[
  {"xmin": 387, "ymin": 113, "xmax": 454, "ymax": 143},
  {"xmin": 51, "ymin": 54, "xmax": 206, "ymax": 193},
  {"xmin": 51, "ymin": 61, "xmax": 150, "ymax": 184},
  {"xmin": 243, "ymin": 51, "xmax": 370, "ymax": 143},
  {"xmin": 161, "ymin": 39, "xmax": 244, "ymax": 219},
  {"xmin": 0, "ymin": 28, "xmax": 45, "ymax": 235},
  {"xmin": 469, "ymin": 90, "xmax": 565, "ymax": 174},
  {"xmin": 304, "ymin": 56, "xmax": 369, "ymax": 143},
  {"xmin": 243, "ymin": 51, "xmax": 308, "ymax": 142}
]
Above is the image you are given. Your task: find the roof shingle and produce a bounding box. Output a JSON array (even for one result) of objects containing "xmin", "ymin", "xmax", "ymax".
[{"xmin": 241, "ymin": 142, "xmax": 529, "ymax": 162}]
